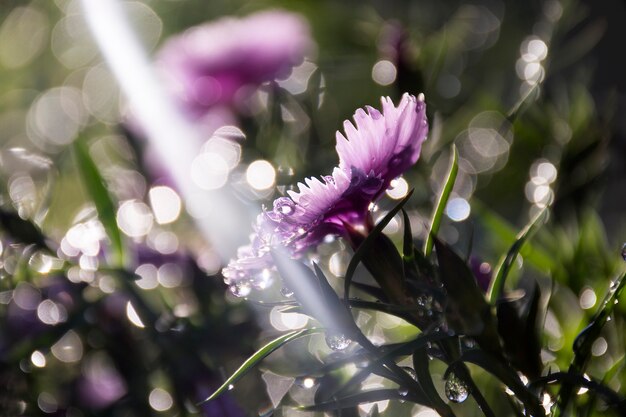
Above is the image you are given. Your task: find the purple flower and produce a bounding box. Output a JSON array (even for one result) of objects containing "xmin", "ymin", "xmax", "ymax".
[
  {"xmin": 156, "ymin": 9, "xmax": 314, "ymax": 120},
  {"xmin": 223, "ymin": 93, "xmax": 428, "ymax": 294}
]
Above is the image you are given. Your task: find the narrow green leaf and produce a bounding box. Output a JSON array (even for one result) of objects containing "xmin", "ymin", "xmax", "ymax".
[
  {"xmin": 433, "ymin": 238, "xmax": 501, "ymax": 355},
  {"xmin": 487, "ymin": 208, "xmax": 548, "ymax": 304},
  {"xmin": 401, "ymin": 209, "xmax": 421, "ymax": 283},
  {"xmin": 446, "ymin": 363, "xmax": 495, "ymax": 417},
  {"xmin": 402, "ymin": 209, "xmax": 414, "ymax": 259},
  {"xmin": 200, "ymin": 328, "xmax": 322, "ymax": 404},
  {"xmin": 472, "ymin": 200, "xmax": 554, "ymax": 272},
  {"xmin": 413, "ymin": 348, "xmax": 455, "ymax": 417},
  {"xmin": 531, "ymin": 372, "xmax": 625, "ymax": 411},
  {"xmin": 343, "ymin": 190, "xmax": 414, "ymax": 303},
  {"xmin": 496, "ymin": 280, "xmax": 543, "ymax": 379},
  {"xmin": 554, "ymin": 270, "xmax": 626, "ymax": 416},
  {"xmin": 73, "ymin": 139, "xmax": 124, "ymax": 266},
  {"xmin": 458, "ymin": 350, "xmax": 544, "ymax": 417},
  {"xmin": 424, "ymin": 145, "xmax": 458, "ymax": 258},
  {"xmin": 0, "ymin": 208, "xmax": 50, "ymax": 252}
]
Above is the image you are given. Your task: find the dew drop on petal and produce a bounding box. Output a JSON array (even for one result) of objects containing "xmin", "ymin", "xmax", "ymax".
[{"xmin": 445, "ymin": 373, "xmax": 469, "ymax": 403}]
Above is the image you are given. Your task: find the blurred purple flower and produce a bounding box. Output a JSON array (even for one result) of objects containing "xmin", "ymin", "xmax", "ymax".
[
  {"xmin": 156, "ymin": 9, "xmax": 314, "ymax": 121},
  {"xmin": 223, "ymin": 93, "xmax": 428, "ymax": 292}
]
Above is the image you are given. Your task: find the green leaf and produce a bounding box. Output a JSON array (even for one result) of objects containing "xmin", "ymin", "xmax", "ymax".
[
  {"xmin": 200, "ymin": 328, "xmax": 322, "ymax": 404},
  {"xmin": 401, "ymin": 209, "xmax": 420, "ymax": 282},
  {"xmin": 458, "ymin": 350, "xmax": 544, "ymax": 417},
  {"xmin": 343, "ymin": 190, "xmax": 414, "ymax": 303},
  {"xmin": 319, "ymin": 333, "xmax": 457, "ymax": 417},
  {"xmin": 73, "ymin": 139, "xmax": 124, "ymax": 266},
  {"xmin": 402, "ymin": 209, "xmax": 414, "ymax": 259},
  {"xmin": 433, "ymin": 238, "xmax": 500, "ymax": 354},
  {"xmin": 413, "ymin": 348, "xmax": 455, "ymax": 417},
  {"xmin": 472, "ymin": 200, "xmax": 554, "ymax": 273},
  {"xmin": 445, "ymin": 363, "xmax": 495, "ymax": 417},
  {"xmin": 496, "ymin": 280, "xmax": 543, "ymax": 379},
  {"xmin": 531, "ymin": 372, "xmax": 625, "ymax": 412},
  {"xmin": 424, "ymin": 145, "xmax": 458, "ymax": 258},
  {"xmin": 553, "ymin": 270, "xmax": 626, "ymax": 416},
  {"xmin": 0, "ymin": 208, "xmax": 50, "ymax": 251},
  {"xmin": 487, "ymin": 208, "xmax": 548, "ymax": 304}
]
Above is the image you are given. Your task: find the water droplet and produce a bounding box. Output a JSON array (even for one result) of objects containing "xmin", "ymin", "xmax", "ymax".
[
  {"xmin": 417, "ymin": 294, "xmax": 433, "ymax": 309},
  {"xmin": 621, "ymin": 243, "xmax": 626, "ymax": 261},
  {"xmin": 325, "ymin": 332, "xmax": 351, "ymax": 351},
  {"xmin": 445, "ymin": 373, "xmax": 469, "ymax": 403},
  {"xmin": 280, "ymin": 286, "xmax": 294, "ymax": 297},
  {"xmin": 229, "ymin": 281, "xmax": 251, "ymax": 298},
  {"xmin": 273, "ymin": 197, "xmax": 295, "ymax": 217},
  {"xmin": 398, "ymin": 387, "xmax": 409, "ymax": 397},
  {"xmin": 299, "ymin": 195, "xmax": 311, "ymax": 208}
]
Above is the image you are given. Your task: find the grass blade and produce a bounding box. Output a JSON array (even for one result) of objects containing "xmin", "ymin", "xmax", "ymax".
[
  {"xmin": 553, "ymin": 270, "xmax": 626, "ymax": 416},
  {"xmin": 487, "ymin": 208, "xmax": 548, "ymax": 304},
  {"xmin": 413, "ymin": 348, "xmax": 455, "ymax": 417},
  {"xmin": 200, "ymin": 328, "xmax": 322, "ymax": 404},
  {"xmin": 0, "ymin": 208, "xmax": 51, "ymax": 252},
  {"xmin": 458, "ymin": 350, "xmax": 544, "ymax": 417},
  {"xmin": 424, "ymin": 145, "xmax": 458, "ymax": 257},
  {"xmin": 73, "ymin": 139, "xmax": 124, "ymax": 266},
  {"xmin": 472, "ymin": 200, "xmax": 554, "ymax": 272}
]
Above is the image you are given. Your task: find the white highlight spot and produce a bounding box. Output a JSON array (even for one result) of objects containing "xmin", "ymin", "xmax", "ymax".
[
  {"xmin": 116, "ymin": 200, "xmax": 154, "ymax": 237},
  {"xmin": 51, "ymin": 330, "xmax": 83, "ymax": 363},
  {"xmin": 446, "ymin": 198, "xmax": 471, "ymax": 222},
  {"xmin": 135, "ymin": 264, "xmax": 159, "ymax": 290},
  {"xmin": 579, "ymin": 287, "xmax": 597, "ymax": 310},
  {"xmin": 37, "ymin": 300, "xmax": 67, "ymax": 325},
  {"xmin": 126, "ymin": 301, "xmax": 145, "ymax": 328},
  {"xmin": 149, "ymin": 186, "xmax": 181, "ymax": 224},
  {"xmin": 149, "ymin": 388, "xmax": 173, "ymax": 412},
  {"xmin": 372, "ymin": 60, "xmax": 397, "ymax": 86},
  {"xmin": 31, "ymin": 350, "xmax": 46, "ymax": 368},
  {"xmin": 246, "ymin": 160, "xmax": 276, "ymax": 190},
  {"xmin": 386, "ymin": 177, "xmax": 409, "ymax": 199},
  {"xmin": 269, "ymin": 306, "xmax": 309, "ymax": 331},
  {"xmin": 591, "ymin": 337, "xmax": 607, "ymax": 357}
]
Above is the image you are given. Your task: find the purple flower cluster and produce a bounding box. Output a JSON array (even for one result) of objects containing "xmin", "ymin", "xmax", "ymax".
[
  {"xmin": 156, "ymin": 10, "xmax": 313, "ymax": 129},
  {"xmin": 223, "ymin": 93, "xmax": 428, "ymax": 295}
]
